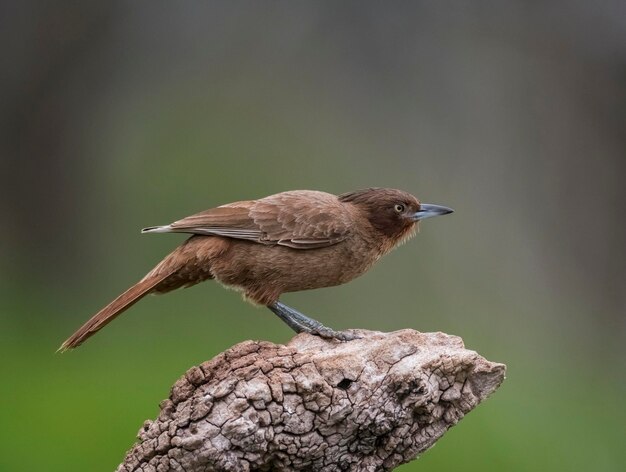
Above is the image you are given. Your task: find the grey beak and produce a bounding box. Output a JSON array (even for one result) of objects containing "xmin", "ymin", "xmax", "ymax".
[{"xmin": 411, "ymin": 203, "xmax": 454, "ymax": 221}]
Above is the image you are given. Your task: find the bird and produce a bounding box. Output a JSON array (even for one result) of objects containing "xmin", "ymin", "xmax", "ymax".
[{"xmin": 59, "ymin": 188, "xmax": 453, "ymax": 351}]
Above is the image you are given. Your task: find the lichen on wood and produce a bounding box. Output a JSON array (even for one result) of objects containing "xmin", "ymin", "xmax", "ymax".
[{"xmin": 117, "ymin": 329, "xmax": 505, "ymax": 472}]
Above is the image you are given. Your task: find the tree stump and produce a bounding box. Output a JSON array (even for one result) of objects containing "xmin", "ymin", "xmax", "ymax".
[{"xmin": 117, "ymin": 329, "xmax": 505, "ymax": 471}]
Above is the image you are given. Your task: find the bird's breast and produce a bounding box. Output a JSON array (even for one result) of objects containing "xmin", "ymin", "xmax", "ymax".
[{"xmin": 210, "ymin": 234, "xmax": 382, "ymax": 295}]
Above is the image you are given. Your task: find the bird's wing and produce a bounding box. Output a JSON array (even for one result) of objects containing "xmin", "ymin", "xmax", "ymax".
[
  {"xmin": 162, "ymin": 201, "xmax": 262, "ymax": 240},
  {"xmin": 151, "ymin": 191, "xmax": 352, "ymax": 249},
  {"xmin": 251, "ymin": 191, "xmax": 352, "ymax": 248}
]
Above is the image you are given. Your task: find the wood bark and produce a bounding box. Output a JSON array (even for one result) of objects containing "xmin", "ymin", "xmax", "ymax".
[{"xmin": 117, "ymin": 329, "xmax": 505, "ymax": 472}]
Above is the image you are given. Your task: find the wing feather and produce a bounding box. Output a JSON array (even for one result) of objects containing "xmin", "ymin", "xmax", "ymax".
[{"xmin": 149, "ymin": 191, "xmax": 351, "ymax": 249}]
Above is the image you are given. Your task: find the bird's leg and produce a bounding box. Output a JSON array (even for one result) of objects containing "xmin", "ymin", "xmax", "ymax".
[{"xmin": 268, "ymin": 301, "xmax": 359, "ymax": 341}]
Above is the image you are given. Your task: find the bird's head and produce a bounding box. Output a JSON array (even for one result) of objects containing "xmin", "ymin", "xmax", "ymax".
[{"xmin": 339, "ymin": 188, "xmax": 453, "ymax": 246}]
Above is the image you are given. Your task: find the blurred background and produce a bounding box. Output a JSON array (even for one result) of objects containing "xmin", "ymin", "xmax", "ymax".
[{"xmin": 1, "ymin": 1, "xmax": 624, "ymax": 471}]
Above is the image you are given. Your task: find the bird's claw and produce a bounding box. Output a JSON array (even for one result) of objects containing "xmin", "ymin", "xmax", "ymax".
[{"xmin": 313, "ymin": 328, "xmax": 361, "ymax": 342}]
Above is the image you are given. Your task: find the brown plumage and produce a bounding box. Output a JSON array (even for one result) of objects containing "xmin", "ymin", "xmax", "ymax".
[{"xmin": 59, "ymin": 188, "xmax": 453, "ymax": 351}]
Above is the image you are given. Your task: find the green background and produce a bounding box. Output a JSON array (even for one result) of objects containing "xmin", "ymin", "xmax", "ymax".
[{"xmin": 1, "ymin": 2, "xmax": 624, "ymax": 471}]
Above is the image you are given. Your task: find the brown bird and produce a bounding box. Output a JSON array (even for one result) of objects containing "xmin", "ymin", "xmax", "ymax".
[{"xmin": 59, "ymin": 188, "xmax": 453, "ymax": 351}]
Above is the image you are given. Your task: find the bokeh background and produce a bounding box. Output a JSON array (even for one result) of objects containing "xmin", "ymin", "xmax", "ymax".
[{"xmin": 1, "ymin": 1, "xmax": 624, "ymax": 471}]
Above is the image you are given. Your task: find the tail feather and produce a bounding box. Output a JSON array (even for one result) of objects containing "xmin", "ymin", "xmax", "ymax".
[{"xmin": 58, "ymin": 270, "xmax": 174, "ymax": 352}]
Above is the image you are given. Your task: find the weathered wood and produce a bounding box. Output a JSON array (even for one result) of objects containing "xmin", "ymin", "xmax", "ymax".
[{"xmin": 117, "ymin": 329, "xmax": 505, "ymax": 472}]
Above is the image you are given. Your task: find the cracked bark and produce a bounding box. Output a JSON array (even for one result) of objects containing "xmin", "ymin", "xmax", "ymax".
[{"xmin": 117, "ymin": 329, "xmax": 505, "ymax": 472}]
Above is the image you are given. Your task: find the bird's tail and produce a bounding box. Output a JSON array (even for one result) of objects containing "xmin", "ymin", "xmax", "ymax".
[{"xmin": 58, "ymin": 268, "xmax": 175, "ymax": 352}]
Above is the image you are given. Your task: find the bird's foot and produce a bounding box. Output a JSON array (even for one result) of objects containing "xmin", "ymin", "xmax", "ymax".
[
  {"xmin": 313, "ymin": 327, "xmax": 361, "ymax": 342},
  {"xmin": 285, "ymin": 318, "xmax": 361, "ymax": 342},
  {"xmin": 268, "ymin": 301, "xmax": 360, "ymax": 342}
]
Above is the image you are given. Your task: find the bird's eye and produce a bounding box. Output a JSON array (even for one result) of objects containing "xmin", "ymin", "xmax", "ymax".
[{"xmin": 394, "ymin": 203, "xmax": 405, "ymax": 213}]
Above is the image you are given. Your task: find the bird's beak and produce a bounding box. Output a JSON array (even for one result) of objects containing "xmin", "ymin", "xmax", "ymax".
[{"xmin": 411, "ymin": 203, "xmax": 454, "ymax": 221}]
